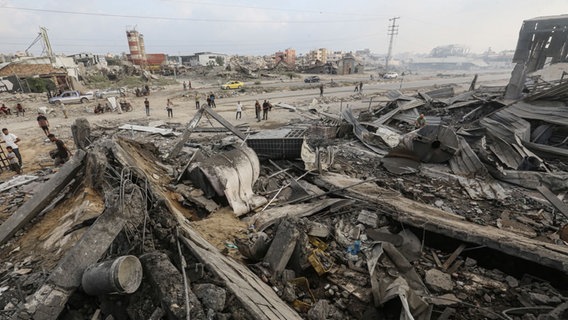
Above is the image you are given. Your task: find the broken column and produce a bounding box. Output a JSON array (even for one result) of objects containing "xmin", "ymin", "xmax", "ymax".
[{"xmin": 81, "ymin": 255, "xmax": 143, "ymax": 295}]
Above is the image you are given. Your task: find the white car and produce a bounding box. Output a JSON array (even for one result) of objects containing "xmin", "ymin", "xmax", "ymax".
[{"xmin": 383, "ymin": 72, "xmax": 399, "ymax": 79}]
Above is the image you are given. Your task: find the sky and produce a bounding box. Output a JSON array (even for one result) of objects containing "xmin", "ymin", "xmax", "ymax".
[{"xmin": 0, "ymin": 0, "xmax": 567, "ymax": 57}]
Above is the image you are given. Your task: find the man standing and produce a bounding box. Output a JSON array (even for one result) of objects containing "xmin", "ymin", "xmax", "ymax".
[
  {"xmin": 1, "ymin": 128, "xmax": 22, "ymax": 167},
  {"xmin": 209, "ymin": 93, "xmax": 216, "ymax": 108},
  {"xmin": 319, "ymin": 84, "xmax": 324, "ymax": 96},
  {"xmin": 166, "ymin": 99, "xmax": 174, "ymax": 118},
  {"xmin": 195, "ymin": 94, "xmax": 200, "ymax": 109},
  {"xmin": 183, "ymin": 81, "xmax": 187, "ymax": 90},
  {"xmin": 144, "ymin": 98, "xmax": 150, "ymax": 116},
  {"xmin": 255, "ymin": 100, "xmax": 261, "ymax": 122},
  {"xmin": 48, "ymin": 134, "xmax": 72, "ymax": 166},
  {"xmin": 359, "ymin": 81, "xmax": 363, "ymax": 92},
  {"xmin": 236, "ymin": 101, "xmax": 243, "ymax": 119},
  {"xmin": 262, "ymin": 100, "xmax": 270, "ymax": 120},
  {"xmin": 37, "ymin": 112, "xmax": 50, "ymax": 136}
]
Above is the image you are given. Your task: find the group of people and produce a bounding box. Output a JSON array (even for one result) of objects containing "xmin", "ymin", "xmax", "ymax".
[
  {"xmin": 243, "ymin": 100, "xmax": 271, "ymax": 122},
  {"xmin": 194, "ymin": 93, "xmax": 217, "ymax": 109},
  {"xmin": 182, "ymin": 81, "xmax": 192, "ymax": 90},
  {"xmin": 0, "ymin": 118, "xmax": 72, "ymax": 175},
  {"xmin": 0, "ymin": 103, "xmax": 25, "ymax": 117}
]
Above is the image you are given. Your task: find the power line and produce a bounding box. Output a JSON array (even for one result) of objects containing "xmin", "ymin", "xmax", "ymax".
[
  {"xmin": 162, "ymin": 0, "xmax": 388, "ymax": 18},
  {"xmin": 1, "ymin": 6, "xmax": 379, "ymax": 24},
  {"xmin": 385, "ymin": 16, "xmax": 399, "ymax": 71}
]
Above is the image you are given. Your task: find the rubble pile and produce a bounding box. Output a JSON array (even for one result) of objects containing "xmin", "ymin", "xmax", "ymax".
[{"xmin": 0, "ymin": 74, "xmax": 567, "ymax": 320}]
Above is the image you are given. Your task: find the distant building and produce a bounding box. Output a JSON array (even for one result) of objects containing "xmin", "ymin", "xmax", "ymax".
[
  {"xmin": 185, "ymin": 52, "xmax": 227, "ymax": 67},
  {"xmin": 308, "ymin": 48, "xmax": 328, "ymax": 64},
  {"xmin": 327, "ymin": 51, "xmax": 344, "ymax": 63},
  {"xmin": 0, "ymin": 58, "xmax": 71, "ymax": 93},
  {"xmin": 274, "ymin": 48, "xmax": 296, "ymax": 66},
  {"xmin": 337, "ymin": 53, "xmax": 363, "ymax": 75},
  {"xmin": 70, "ymin": 53, "xmax": 108, "ymax": 68},
  {"xmin": 430, "ymin": 45, "xmax": 470, "ymax": 58}
]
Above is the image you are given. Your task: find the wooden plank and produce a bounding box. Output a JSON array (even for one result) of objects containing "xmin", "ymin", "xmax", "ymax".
[
  {"xmin": 537, "ymin": 185, "xmax": 568, "ymax": 219},
  {"xmin": 314, "ymin": 172, "xmax": 568, "ymax": 273},
  {"xmin": 447, "ymin": 260, "xmax": 464, "ymax": 274},
  {"xmin": 0, "ymin": 150, "xmax": 86, "ymax": 245},
  {"xmin": 431, "ymin": 250, "xmax": 443, "ymax": 268},
  {"xmin": 442, "ymin": 244, "xmax": 466, "ymax": 271}
]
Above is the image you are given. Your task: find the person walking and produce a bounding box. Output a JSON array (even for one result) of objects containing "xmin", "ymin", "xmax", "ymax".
[
  {"xmin": 166, "ymin": 99, "xmax": 174, "ymax": 118},
  {"xmin": 48, "ymin": 134, "xmax": 72, "ymax": 166},
  {"xmin": 6, "ymin": 146, "xmax": 21, "ymax": 174},
  {"xmin": 236, "ymin": 101, "xmax": 243, "ymax": 119},
  {"xmin": 255, "ymin": 100, "xmax": 261, "ymax": 122},
  {"xmin": 57, "ymin": 101, "xmax": 68, "ymax": 119},
  {"xmin": 262, "ymin": 100, "xmax": 270, "ymax": 120},
  {"xmin": 359, "ymin": 81, "xmax": 363, "ymax": 92},
  {"xmin": 209, "ymin": 93, "xmax": 216, "ymax": 108},
  {"xmin": 354, "ymin": 84, "xmax": 359, "ymax": 92},
  {"xmin": 144, "ymin": 98, "xmax": 150, "ymax": 116},
  {"xmin": 1, "ymin": 128, "xmax": 22, "ymax": 167},
  {"xmin": 319, "ymin": 84, "xmax": 324, "ymax": 96},
  {"xmin": 37, "ymin": 112, "xmax": 50, "ymax": 136},
  {"xmin": 195, "ymin": 94, "xmax": 200, "ymax": 109}
]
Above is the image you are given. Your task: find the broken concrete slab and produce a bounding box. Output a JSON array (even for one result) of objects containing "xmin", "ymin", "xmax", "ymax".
[
  {"xmin": 0, "ymin": 150, "xmax": 86, "ymax": 245},
  {"xmin": 264, "ymin": 219, "xmax": 300, "ymax": 275}
]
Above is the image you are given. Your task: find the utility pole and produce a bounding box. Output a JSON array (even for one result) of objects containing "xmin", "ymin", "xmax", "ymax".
[{"xmin": 385, "ymin": 17, "xmax": 399, "ymax": 71}]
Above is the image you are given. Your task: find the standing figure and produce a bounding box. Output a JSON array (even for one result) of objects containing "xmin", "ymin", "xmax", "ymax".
[
  {"xmin": 209, "ymin": 93, "xmax": 216, "ymax": 108},
  {"xmin": 236, "ymin": 101, "xmax": 242, "ymax": 119},
  {"xmin": 15, "ymin": 103, "xmax": 25, "ymax": 117},
  {"xmin": 206, "ymin": 96, "xmax": 211, "ymax": 107},
  {"xmin": 254, "ymin": 100, "xmax": 261, "ymax": 122},
  {"xmin": 48, "ymin": 134, "xmax": 72, "ymax": 166},
  {"xmin": 166, "ymin": 99, "xmax": 174, "ymax": 118},
  {"xmin": 262, "ymin": 100, "xmax": 270, "ymax": 120},
  {"xmin": 319, "ymin": 84, "xmax": 324, "ymax": 96},
  {"xmin": 359, "ymin": 81, "xmax": 363, "ymax": 92},
  {"xmin": 195, "ymin": 94, "xmax": 200, "ymax": 109},
  {"xmin": 188, "ymin": 80, "xmax": 192, "ymax": 89},
  {"xmin": 6, "ymin": 146, "xmax": 21, "ymax": 174},
  {"xmin": 37, "ymin": 112, "xmax": 50, "ymax": 136},
  {"xmin": 183, "ymin": 81, "xmax": 187, "ymax": 90},
  {"xmin": 144, "ymin": 98, "xmax": 150, "ymax": 116},
  {"xmin": 354, "ymin": 84, "xmax": 359, "ymax": 92},
  {"xmin": 58, "ymin": 101, "xmax": 68, "ymax": 119},
  {"xmin": 1, "ymin": 128, "xmax": 22, "ymax": 167}
]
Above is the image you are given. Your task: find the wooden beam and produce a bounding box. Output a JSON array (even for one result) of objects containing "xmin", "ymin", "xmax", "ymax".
[
  {"xmin": 537, "ymin": 185, "xmax": 568, "ymax": 219},
  {"xmin": 0, "ymin": 150, "xmax": 86, "ymax": 245},
  {"xmin": 442, "ymin": 244, "xmax": 466, "ymax": 271},
  {"xmin": 314, "ymin": 172, "xmax": 568, "ymax": 273}
]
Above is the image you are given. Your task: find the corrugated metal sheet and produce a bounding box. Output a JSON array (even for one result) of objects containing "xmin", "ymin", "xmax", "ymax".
[
  {"xmin": 342, "ymin": 107, "xmax": 388, "ymax": 155},
  {"xmin": 449, "ymin": 137, "xmax": 487, "ymax": 177},
  {"xmin": 480, "ymin": 109, "xmax": 531, "ymax": 143},
  {"xmin": 508, "ymin": 101, "xmax": 568, "ymax": 126}
]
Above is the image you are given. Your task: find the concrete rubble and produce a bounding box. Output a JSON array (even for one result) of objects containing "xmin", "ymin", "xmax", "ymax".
[{"xmin": 1, "ymin": 61, "xmax": 568, "ymax": 320}]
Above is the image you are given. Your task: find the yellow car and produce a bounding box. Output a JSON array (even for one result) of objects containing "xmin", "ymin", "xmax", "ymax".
[{"xmin": 221, "ymin": 81, "xmax": 244, "ymax": 90}]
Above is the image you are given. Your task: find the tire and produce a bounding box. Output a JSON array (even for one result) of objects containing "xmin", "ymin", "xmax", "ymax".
[{"xmin": 80, "ymin": 98, "xmax": 88, "ymax": 103}]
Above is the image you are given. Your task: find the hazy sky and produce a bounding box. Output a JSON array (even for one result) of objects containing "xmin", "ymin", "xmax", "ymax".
[{"xmin": 0, "ymin": 0, "xmax": 566, "ymax": 57}]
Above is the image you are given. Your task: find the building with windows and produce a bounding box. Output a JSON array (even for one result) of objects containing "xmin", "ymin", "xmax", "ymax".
[{"xmin": 308, "ymin": 48, "xmax": 328, "ymax": 64}]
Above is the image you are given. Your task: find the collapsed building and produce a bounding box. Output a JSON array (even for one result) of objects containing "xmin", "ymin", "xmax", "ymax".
[{"xmin": 0, "ymin": 15, "xmax": 568, "ymax": 320}]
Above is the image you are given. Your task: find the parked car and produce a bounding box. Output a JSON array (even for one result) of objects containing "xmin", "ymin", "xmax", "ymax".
[
  {"xmin": 95, "ymin": 87, "xmax": 126, "ymax": 99},
  {"xmin": 48, "ymin": 91, "xmax": 94, "ymax": 104},
  {"xmin": 383, "ymin": 72, "xmax": 399, "ymax": 79},
  {"xmin": 221, "ymin": 81, "xmax": 244, "ymax": 90},
  {"xmin": 304, "ymin": 76, "xmax": 320, "ymax": 83}
]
